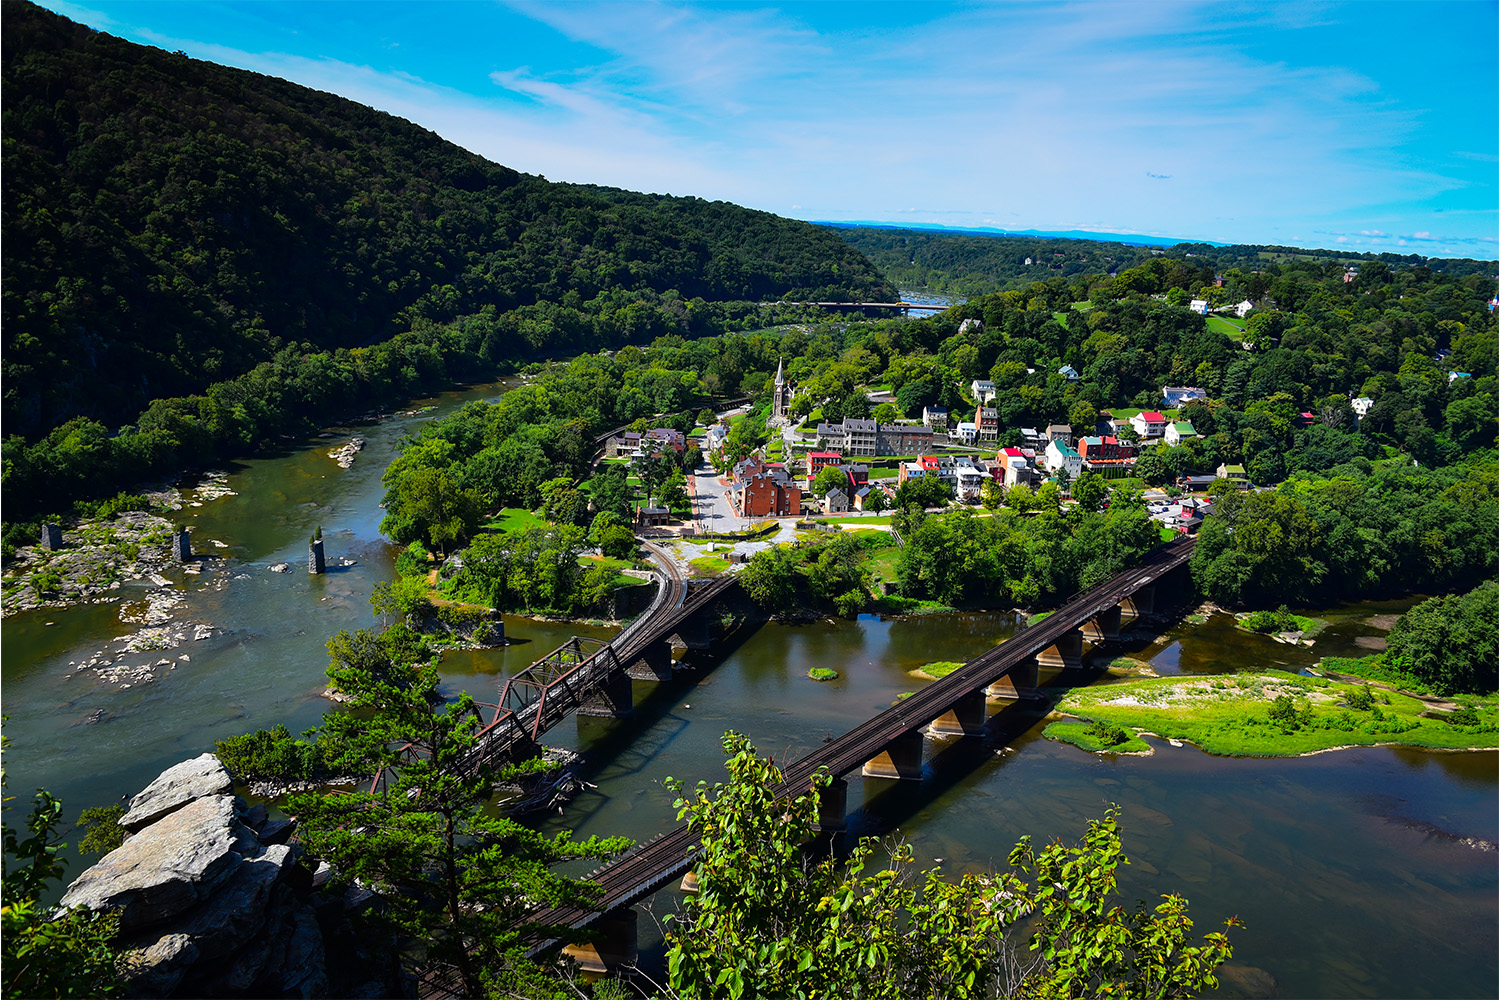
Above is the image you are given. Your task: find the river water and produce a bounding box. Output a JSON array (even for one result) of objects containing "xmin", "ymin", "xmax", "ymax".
[{"xmin": 3, "ymin": 380, "xmax": 1494, "ymax": 998}]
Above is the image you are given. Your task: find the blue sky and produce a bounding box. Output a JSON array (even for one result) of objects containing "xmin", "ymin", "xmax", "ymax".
[{"xmin": 40, "ymin": 0, "xmax": 1500, "ymax": 258}]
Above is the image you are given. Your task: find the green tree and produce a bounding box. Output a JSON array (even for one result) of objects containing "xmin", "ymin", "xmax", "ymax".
[
  {"xmin": 1385, "ymin": 581, "xmax": 1499, "ymax": 695},
  {"xmin": 665, "ymin": 733, "xmax": 1235, "ymax": 1000},
  {"xmin": 288, "ymin": 640, "xmax": 628, "ymax": 999},
  {"xmin": 894, "ymin": 475, "xmax": 953, "ymax": 510},
  {"xmin": 1072, "ymin": 470, "xmax": 1107, "ymax": 513},
  {"xmin": 811, "ymin": 465, "xmax": 853, "ymax": 497},
  {"xmin": 587, "ymin": 466, "xmax": 634, "ymax": 520},
  {"xmin": 3, "ymin": 730, "xmax": 124, "ymax": 998}
]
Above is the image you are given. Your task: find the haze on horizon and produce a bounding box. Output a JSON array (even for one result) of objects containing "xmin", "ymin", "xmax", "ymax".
[{"xmin": 38, "ymin": 0, "xmax": 1500, "ymax": 260}]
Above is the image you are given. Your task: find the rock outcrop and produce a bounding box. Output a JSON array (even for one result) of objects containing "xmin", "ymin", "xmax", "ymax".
[{"xmin": 59, "ymin": 753, "xmax": 403, "ymax": 998}]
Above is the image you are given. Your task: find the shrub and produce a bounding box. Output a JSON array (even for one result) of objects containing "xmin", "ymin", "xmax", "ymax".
[
  {"xmin": 808, "ymin": 667, "xmax": 839, "ymax": 682},
  {"xmin": 1345, "ymin": 685, "xmax": 1375, "ymax": 711},
  {"xmin": 214, "ymin": 725, "xmax": 320, "ymax": 783},
  {"xmin": 1085, "ymin": 720, "xmax": 1130, "ymax": 747},
  {"xmin": 1267, "ymin": 694, "xmax": 1302, "ymax": 731},
  {"xmin": 1446, "ymin": 704, "xmax": 1479, "ymax": 726},
  {"xmin": 395, "ymin": 540, "xmax": 428, "ymax": 577}
]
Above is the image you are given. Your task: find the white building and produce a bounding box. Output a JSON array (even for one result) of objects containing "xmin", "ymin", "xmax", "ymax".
[
  {"xmin": 1351, "ymin": 397, "xmax": 1374, "ymax": 419},
  {"xmin": 970, "ymin": 380, "xmax": 997, "ymax": 404},
  {"xmin": 1189, "ymin": 300, "xmax": 1210, "ymax": 315},
  {"xmin": 1044, "ymin": 440, "xmax": 1083, "ymax": 479},
  {"xmin": 1130, "ymin": 411, "xmax": 1168, "ymax": 440},
  {"xmin": 1234, "ymin": 299, "xmax": 1255, "ymax": 318},
  {"xmin": 953, "ymin": 421, "xmax": 977, "ymax": 444}
]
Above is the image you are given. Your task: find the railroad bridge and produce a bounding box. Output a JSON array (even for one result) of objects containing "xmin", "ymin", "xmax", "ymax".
[
  {"xmin": 418, "ymin": 537, "xmax": 1195, "ymax": 993},
  {"xmin": 456, "ymin": 542, "xmax": 743, "ymax": 778},
  {"xmin": 536, "ymin": 538, "xmax": 1195, "ymax": 977}
]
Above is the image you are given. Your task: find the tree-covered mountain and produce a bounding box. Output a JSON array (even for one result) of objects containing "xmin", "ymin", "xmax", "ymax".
[
  {"xmin": 834, "ymin": 225, "xmax": 1496, "ymax": 299},
  {"xmin": 1, "ymin": 1, "xmax": 892, "ymax": 441}
]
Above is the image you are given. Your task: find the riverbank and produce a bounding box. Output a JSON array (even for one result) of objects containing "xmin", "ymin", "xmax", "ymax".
[{"xmin": 1047, "ymin": 669, "xmax": 1497, "ymax": 757}]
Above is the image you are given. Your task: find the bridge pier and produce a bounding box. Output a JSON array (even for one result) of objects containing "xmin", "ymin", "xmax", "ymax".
[
  {"xmin": 561, "ymin": 907, "xmax": 638, "ymax": 974},
  {"xmin": 925, "ymin": 690, "xmax": 988, "ymax": 737},
  {"xmin": 862, "ymin": 730, "xmax": 924, "ymax": 781},
  {"xmin": 815, "ymin": 778, "xmax": 848, "ymax": 832},
  {"xmin": 577, "ymin": 669, "xmax": 634, "ymax": 719},
  {"xmin": 986, "ymin": 658, "xmax": 1041, "ymax": 701},
  {"xmin": 680, "ymin": 869, "xmax": 699, "ymax": 894},
  {"xmin": 1037, "ymin": 628, "xmax": 1084, "ymax": 670},
  {"xmin": 625, "ymin": 639, "xmax": 674, "ymax": 682},
  {"xmin": 1120, "ymin": 585, "xmax": 1155, "ymax": 619},
  {"xmin": 1083, "ymin": 605, "xmax": 1122, "ymax": 643},
  {"xmin": 668, "ymin": 609, "xmax": 712, "ymax": 650}
]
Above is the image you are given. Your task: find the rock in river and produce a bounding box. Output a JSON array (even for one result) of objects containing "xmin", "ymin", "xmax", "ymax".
[{"xmin": 120, "ymin": 753, "xmax": 233, "ymax": 830}]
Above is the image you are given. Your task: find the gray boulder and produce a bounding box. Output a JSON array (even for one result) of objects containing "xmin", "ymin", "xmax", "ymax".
[
  {"xmin": 120, "ymin": 753, "xmax": 233, "ymax": 830},
  {"xmin": 61, "ymin": 793, "xmax": 245, "ymax": 933}
]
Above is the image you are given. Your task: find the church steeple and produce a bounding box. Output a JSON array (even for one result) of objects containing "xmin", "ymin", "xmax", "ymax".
[{"xmin": 775, "ymin": 356, "xmax": 784, "ymax": 386}]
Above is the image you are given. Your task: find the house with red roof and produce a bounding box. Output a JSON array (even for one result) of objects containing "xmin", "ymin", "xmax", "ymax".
[{"xmin": 1130, "ymin": 411, "xmax": 1167, "ymax": 440}]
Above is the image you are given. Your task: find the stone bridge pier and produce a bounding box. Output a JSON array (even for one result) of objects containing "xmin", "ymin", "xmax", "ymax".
[
  {"xmin": 624, "ymin": 640, "xmax": 674, "ymax": 682},
  {"xmin": 561, "ymin": 907, "xmax": 638, "ymax": 974},
  {"xmin": 925, "ymin": 690, "xmax": 988, "ymax": 738},
  {"xmin": 1082, "ymin": 605, "xmax": 1121, "ymax": 642},
  {"xmin": 577, "ymin": 667, "xmax": 634, "ymax": 719},
  {"xmin": 1036, "ymin": 628, "xmax": 1084, "ymax": 670},
  {"xmin": 986, "ymin": 657, "xmax": 1041, "ymax": 701},
  {"xmin": 862, "ymin": 729, "xmax": 924, "ymax": 781}
]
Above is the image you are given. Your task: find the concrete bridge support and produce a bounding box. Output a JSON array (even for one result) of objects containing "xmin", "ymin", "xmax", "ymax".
[
  {"xmin": 1082, "ymin": 605, "xmax": 1121, "ymax": 643},
  {"xmin": 862, "ymin": 730, "xmax": 924, "ymax": 781},
  {"xmin": 625, "ymin": 640, "xmax": 674, "ymax": 681},
  {"xmin": 667, "ymin": 609, "xmax": 712, "ymax": 650},
  {"xmin": 1119, "ymin": 585, "xmax": 1155, "ymax": 619},
  {"xmin": 577, "ymin": 669, "xmax": 634, "ymax": 719},
  {"xmin": 815, "ymin": 778, "xmax": 848, "ymax": 832},
  {"xmin": 1036, "ymin": 629, "xmax": 1084, "ymax": 670},
  {"xmin": 986, "ymin": 658, "xmax": 1041, "ymax": 701},
  {"xmin": 925, "ymin": 690, "xmax": 988, "ymax": 738},
  {"xmin": 561, "ymin": 907, "xmax": 638, "ymax": 973}
]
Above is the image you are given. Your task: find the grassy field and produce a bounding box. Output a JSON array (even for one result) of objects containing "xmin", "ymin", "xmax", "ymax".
[
  {"xmin": 826, "ymin": 515, "xmax": 894, "ymax": 525},
  {"xmin": 1051, "ymin": 670, "xmax": 1497, "ymax": 756},
  {"xmin": 689, "ymin": 556, "xmax": 731, "ymax": 575},
  {"xmin": 485, "ymin": 508, "xmax": 545, "ymax": 533},
  {"xmin": 1207, "ymin": 315, "xmax": 1248, "ymax": 339}
]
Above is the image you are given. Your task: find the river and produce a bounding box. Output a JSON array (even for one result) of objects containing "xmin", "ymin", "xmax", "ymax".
[{"xmin": 2, "ymin": 380, "xmax": 1494, "ymax": 999}]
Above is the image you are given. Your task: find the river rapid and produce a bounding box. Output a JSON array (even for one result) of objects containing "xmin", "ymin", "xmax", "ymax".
[{"xmin": 2, "ymin": 379, "xmax": 1494, "ymax": 999}]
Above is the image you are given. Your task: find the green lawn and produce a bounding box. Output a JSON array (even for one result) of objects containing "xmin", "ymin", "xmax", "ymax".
[
  {"xmin": 485, "ymin": 508, "xmax": 545, "ymax": 533},
  {"xmin": 825, "ymin": 515, "xmax": 893, "ymax": 525},
  {"xmin": 1207, "ymin": 315, "xmax": 1247, "ymax": 339},
  {"xmin": 1051, "ymin": 670, "xmax": 1498, "ymax": 756},
  {"xmin": 689, "ymin": 556, "xmax": 731, "ymax": 575}
]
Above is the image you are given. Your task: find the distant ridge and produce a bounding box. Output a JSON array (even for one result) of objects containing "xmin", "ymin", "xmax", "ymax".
[{"xmin": 816, "ymin": 220, "xmax": 1227, "ymax": 249}]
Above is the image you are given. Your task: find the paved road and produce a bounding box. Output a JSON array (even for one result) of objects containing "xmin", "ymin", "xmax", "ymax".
[{"xmin": 688, "ymin": 463, "xmax": 744, "ymax": 532}]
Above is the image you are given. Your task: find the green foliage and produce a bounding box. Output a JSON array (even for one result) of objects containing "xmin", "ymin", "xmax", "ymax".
[
  {"xmin": 1385, "ymin": 581, "xmax": 1499, "ymax": 695},
  {"xmin": 1344, "ymin": 685, "xmax": 1375, "ymax": 712},
  {"xmin": 213, "ymin": 724, "xmax": 327, "ymax": 784},
  {"xmin": 893, "ymin": 475, "xmax": 954, "ymax": 510},
  {"xmin": 3, "ymin": 729, "xmax": 124, "ymax": 998},
  {"xmin": 665, "ymin": 733, "xmax": 1234, "ymax": 1000},
  {"xmin": 740, "ymin": 533, "xmax": 877, "ymax": 617},
  {"xmin": 288, "ymin": 634, "xmax": 629, "ymax": 999},
  {"xmin": 807, "ymin": 667, "xmax": 839, "ymax": 681},
  {"xmin": 76, "ymin": 805, "xmax": 127, "ymax": 858},
  {"xmin": 1241, "ymin": 605, "xmax": 1300, "ymax": 634},
  {"xmin": 1084, "ymin": 720, "xmax": 1130, "ymax": 747},
  {"xmin": 443, "ymin": 525, "xmax": 601, "ymax": 614},
  {"xmin": 1192, "ymin": 462, "xmax": 1497, "ymax": 606}
]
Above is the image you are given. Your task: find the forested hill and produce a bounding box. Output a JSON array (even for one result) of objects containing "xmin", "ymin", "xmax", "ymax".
[
  {"xmin": 835, "ymin": 225, "xmax": 1497, "ymax": 299},
  {"xmin": 1, "ymin": 2, "xmax": 892, "ymax": 440}
]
